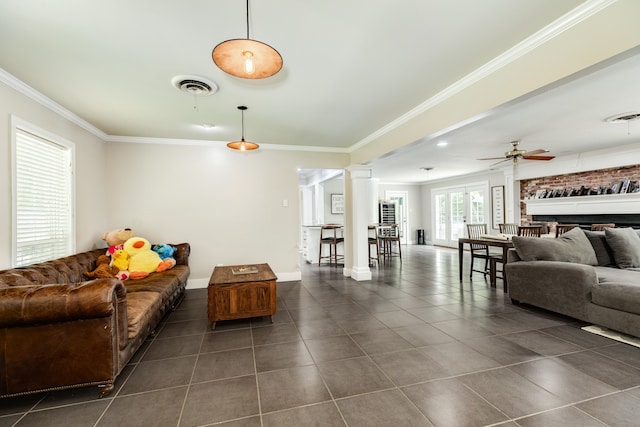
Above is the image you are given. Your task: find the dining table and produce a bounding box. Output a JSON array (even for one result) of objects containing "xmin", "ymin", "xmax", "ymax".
[{"xmin": 458, "ymin": 237, "xmax": 514, "ymax": 291}]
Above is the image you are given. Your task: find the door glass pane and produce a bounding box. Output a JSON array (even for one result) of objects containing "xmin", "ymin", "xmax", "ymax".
[
  {"xmin": 434, "ymin": 194, "xmax": 446, "ymax": 240},
  {"xmin": 469, "ymin": 190, "xmax": 485, "ymax": 224},
  {"xmin": 450, "ymin": 191, "xmax": 464, "ymax": 241}
]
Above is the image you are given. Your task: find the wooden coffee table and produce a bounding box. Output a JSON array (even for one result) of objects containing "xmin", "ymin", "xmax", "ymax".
[{"xmin": 207, "ymin": 263, "xmax": 277, "ymax": 330}]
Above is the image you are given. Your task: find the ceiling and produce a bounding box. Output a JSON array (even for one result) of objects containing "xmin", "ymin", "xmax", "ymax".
[{"xmin": 1, "ymin": 1, "xmax": 639, "ymax": 183}]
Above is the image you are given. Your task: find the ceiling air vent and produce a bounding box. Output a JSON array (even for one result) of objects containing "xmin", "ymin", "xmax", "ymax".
[
  {"xmin": 605, "ymin": 112, "xmax": 640, "ymax": 123},
  {"xmin": 171, "ymin": 75, "xmax": 218, "ymax": 96}
]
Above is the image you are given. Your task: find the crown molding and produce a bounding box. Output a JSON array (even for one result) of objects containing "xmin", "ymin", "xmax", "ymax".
[{"xmin": 349, "ymin": 0, "xmax": 618, "ymax": 153}]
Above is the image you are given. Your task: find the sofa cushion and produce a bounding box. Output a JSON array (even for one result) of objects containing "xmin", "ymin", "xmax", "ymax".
[
  {"xmin": 605, "ymin": 227, "xmax": 640, "ymax": 269},
  {"xmin": 512, "ymin": 227, "xmax": 597, "ymax": 265},
  {"xmin": 592, "ymin": 279, "xmax": 640, "ymax": 316},
  {"xmin": 126, "ymin": 291, "xmax": 162, "ymax": 339},
  {"xmin": 584, "ymin": 230, "xmax": 616, "ymax": 267}
]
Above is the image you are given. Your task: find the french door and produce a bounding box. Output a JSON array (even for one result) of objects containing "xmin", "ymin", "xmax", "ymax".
[{"xmin": 432, "ymin": 183, "xmax": 488, "ymax": 247}]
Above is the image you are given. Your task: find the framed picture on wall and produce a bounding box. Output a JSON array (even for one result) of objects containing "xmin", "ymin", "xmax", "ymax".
[
  {"xmin": 491, "ymin": 185, "xmax": 505, "ymax": 230},
  {"xmin": 331, "ymin": 193, "xmax": 344, "ymax": 214}
]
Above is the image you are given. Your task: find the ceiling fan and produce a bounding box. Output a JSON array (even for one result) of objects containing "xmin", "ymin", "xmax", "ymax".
[{"xmin": 478, "ymin": 140, "xmax": 555, "ymax": 165}]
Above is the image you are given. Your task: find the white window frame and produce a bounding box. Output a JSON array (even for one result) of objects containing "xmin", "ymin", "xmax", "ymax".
[{"xmin": 11, "ymin": 116, "xmax": 76, "ymax": 267}]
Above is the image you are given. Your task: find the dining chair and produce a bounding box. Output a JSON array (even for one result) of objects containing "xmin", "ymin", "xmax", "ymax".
[
  {"xmin": 498, "ymin": 223, "xmax": 519, "ymax": 235},
  {"xmin": 591, "ymin": 223, "xmax": 615, "ymax": 231},
  {"xmin": 379, "ymin": 224, "xmax": 402, "ymax": 263},
  {"xmin": 517, "ymin": 226, "xmax": 542, "ymax": 237},
  {"xmin": 466, "ymin": 224, "xmax": 499, "ymax": 278},
  {"xmin": 555, "ymin": 224, "xmax": 579, "ymax": 237},
  {"xmin": 318, "ymin": 225, "xmax": 344, "ymax": 265},
  {"xmin": 367, "ymin": 225, "xmax": 380, "ymax": 266}
]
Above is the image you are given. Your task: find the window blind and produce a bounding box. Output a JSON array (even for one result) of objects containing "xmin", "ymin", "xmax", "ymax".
[{"xmin": 14, "ymin": 128, "xmax": 73, "ymax": 266}]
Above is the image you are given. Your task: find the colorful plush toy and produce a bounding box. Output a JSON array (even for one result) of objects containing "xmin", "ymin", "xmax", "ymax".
[
  {"xmin": 152, "ymin": 244, "xmax": 177, "ymax": 260},
  {"xmin": 124, "ymin": 237, "xmax": 174, "ymax": 280},
  {"xmin": 85, "ymin": 255, "xmax": 119, "ymax": 279},
  {"xmin": 103, "ymin": 228, "xmax": 134, "ymax": 256},
  {"xmin": 111, "ymin": 249, "xmax": 130, "ymax": 280}
]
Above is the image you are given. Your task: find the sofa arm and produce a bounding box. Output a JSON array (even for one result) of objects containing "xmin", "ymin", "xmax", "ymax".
[
  {"xmin": 0, "ymin": 279, "xmax": 127, "ymax": 328},
  {"xmin": 505, "ymin": 260, "xmax": 597, "ymax": 321},
  {"xmin": 170, "ymin": 243, "xmax": 190, "ymax": 266}
]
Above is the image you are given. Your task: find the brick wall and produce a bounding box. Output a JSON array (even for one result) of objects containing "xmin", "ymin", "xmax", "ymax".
[{"xmin": 519, "ymin": 165, "xmax": 640, "ymax": 226}]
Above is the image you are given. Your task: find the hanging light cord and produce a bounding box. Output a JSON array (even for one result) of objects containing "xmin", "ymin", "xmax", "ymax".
[
  {"xmin": 245, "ymin": 0, "xmax": 250, "ymax": 39},
  {"xmin": 241, "ymin": 108, "xmax": 245, "ymax": 141}
]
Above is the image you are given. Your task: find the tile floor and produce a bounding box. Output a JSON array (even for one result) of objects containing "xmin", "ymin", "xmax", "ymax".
[{"xmin": 2, "ymin": 245, "xmax": 640, "ymax": 426}]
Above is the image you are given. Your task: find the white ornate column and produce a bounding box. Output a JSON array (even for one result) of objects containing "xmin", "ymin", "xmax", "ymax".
[{"xmin": 346, "ymin": 165, "xmax": 373, "ymax": 281}]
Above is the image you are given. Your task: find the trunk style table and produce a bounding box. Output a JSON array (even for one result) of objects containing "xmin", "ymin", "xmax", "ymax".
[{"xmin": 208, "ymin": 263, "xmax": 277, "ymax": 330}]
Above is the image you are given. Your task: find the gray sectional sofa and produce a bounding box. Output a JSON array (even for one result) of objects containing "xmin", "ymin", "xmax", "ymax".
[{"xmin": 505, "ymin": 227, "xmax": 640, "ymax": 338}]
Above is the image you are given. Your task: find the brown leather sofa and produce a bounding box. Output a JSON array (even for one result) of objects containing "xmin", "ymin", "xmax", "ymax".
[{"xmin": 0, "ymin": 243, "xmax": 190, "ymax": 398}]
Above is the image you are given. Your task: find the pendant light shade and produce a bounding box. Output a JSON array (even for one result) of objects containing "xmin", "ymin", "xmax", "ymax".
[
  {"xmin": 227, "ymin": 106, "xmax": 259, "ymax": 151},
  {"xmin": 212, "ymin": 0, "xmax": 282, "ymax": 79}
]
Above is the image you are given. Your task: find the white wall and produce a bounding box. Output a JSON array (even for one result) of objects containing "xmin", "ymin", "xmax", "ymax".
[
  {"xmin": 0, "ymin": 81, "xmax": 109, "ymax": 269},
  {"xmin": 105, "ymin": 141, "xmax": 348, "ymax": 286}
]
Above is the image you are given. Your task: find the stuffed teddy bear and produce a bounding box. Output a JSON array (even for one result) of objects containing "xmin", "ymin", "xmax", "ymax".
[
  {"xmin": 103, "ymin": 228, "xmax": 134, "ymax": 256},
  {"xmin": 85, "ymin": 255, "xmax": 119, "ymax": 279},
  {"xmin": 124, "ymin": 237, "xmax": 174, "ymax": 280}
]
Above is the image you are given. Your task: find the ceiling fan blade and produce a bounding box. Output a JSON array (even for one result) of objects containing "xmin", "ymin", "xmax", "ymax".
[
  {"xmin": 522, "ymin": 149, "xmax": 548, "ymax": 156},
  {"xmin": 523, "ymin": 155, "xmax": 555, "ymax": 161},
  {"xmin": 477, "ymin": 156, "xmax": 508, "ymax": 160}
]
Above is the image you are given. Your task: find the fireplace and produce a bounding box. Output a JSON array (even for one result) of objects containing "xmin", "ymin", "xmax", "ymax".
[{"xmin": 532, "ymin": 214, "xmax": 640, "ymax": 229}]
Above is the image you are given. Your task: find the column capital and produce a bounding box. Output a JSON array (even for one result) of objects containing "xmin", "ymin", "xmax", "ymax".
[{"xmin": 346, "ymin": 165, "xmax": 372, "ymax": 179}]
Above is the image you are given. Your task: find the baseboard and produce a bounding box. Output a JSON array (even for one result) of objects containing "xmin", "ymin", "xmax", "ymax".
[{"xmin": 186, "ymin": 270, "xmax": 302, "ymax": 290}]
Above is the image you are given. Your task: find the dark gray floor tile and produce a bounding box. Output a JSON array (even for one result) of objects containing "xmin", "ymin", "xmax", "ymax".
[
  {"xmin": 212, "ymin": 416, "xmax": 262, "ymax": 427},
  {"xmin": 501, "ymin": 330, "xmax": 583, "ymax": 356},
  {"xmin": 372, "ymin": 310, "xmax": 425, "ymax": 328},
  {"xmin": 517, "ymin": 406, "xmax": 607, "ymax": 427},
  {"xmin": 119, "ymin": 356, "xmax": 196, "ymax": 395},
  {"xmin": 337, "ymin": 389, "xmax": 433, "ymax": 427},
  {"xmin": 559, "ymin": 350, "xmax": 640, "ymax": 389},
  {"xmin": 392, "ymin": 323, "xmax": 456, "ymax": 346},
  {"xmin": 318, "ymin": 357, "xmax": 394, "ymax": 398},
  {"xmin": 420, "ymin": 341, "xmax": 500, "ymax": 375},
  {"xmin": 402, "ymin": 378, "xmax": 509, "ymax": 427},
  {"xmin": 97, "ymin": 387, "xmax": 187, "ymax": 427},
  {"xmin": 251, "ymin": 323, "xmax": 301, "ymax": 346},
  {"xmin": 593, "ymin": 343, "xmax": 640, "ymax": 368},
  {"xmin": 157, "ymin": 318, "xmax": 209, "ymax": 338},
  {"xmin": 262, "ymin": 401, "xmax": 345, "ymax": 427},
  {"xmin": 350, "ymin": 328, "xmax": 413, "ymax": 355},
  {"xmin": 357, "ymin": 300, "xmax": 403, "ymax": 313},
  {"xmin": 472, "ymin": 314, "xmax": 534, "ymax": 334},
  {"xmin": 407, "ymin": 306, "xmax": 460, "ymax": 322},
  {"xmin": 257, "ymin": 365, "xmax": 331, "ymax": 413},
  {"xmin": 460, "ymin": 335, "xmax": 543, "ymax": 365},
  {"xmin": 192, "ymin": 348, "xmax": 255, "ymax": 382},
  {"xmin": 498, "ymin": 311, "xmax": 569, "ymax": 330},
  {"xmin": 254, "ymin": 340, "xmax": 314, "ymax": 372},
  {"xmin": 431, "ymin": 318, "xmax": 495, "ymax": 340},
  {"xmin": 388, "ymin": 296, "xmax": 433, "ymax": 309},
  {"xmin": 142, "ymin": 334, "xmax": 203, "ymax": 361},
  {"xmin": 438, "ymin": 303, "xmax": 492, "ymax": 319},
  {"xmin": 296, "ymin": 318, "xmax": 346, "ymax": 339},
  {"xmin": 250, "ymin": 309, "xmax": 292, "ymax": 327},
  {"xmin": 459, "ymin": 367, "xmax": 565, "ymax": 418},
  {"xmin": 0, "ymin": 415, "xmax": 21, "ymax": 427},
  {"xmin": 13, "ymin": 401, "xmax": 109, "ymax": 427},
  {"xmin": 372, "ymin": 348, "xmax": 449, "ymax": 385},
  {"xmin": 510, "ymin": 357, "xmax": 617, "ymax": 402},
  {"xmin": 201, "ymin": 328, "xmax": 252, "ymax": 353},
  {"xmin": 180, "ymin": 376, "xmax": 259, "ymax": 426},
  {"xmin": 541, "ymin": 325, "xmax": 617, "ymax": 348},
  {"xmin": 576, "ymin": 391, "xmax": 640, "ymax": 427},
  {"xmin": 304, "ymin": 335, "xmax": 364, "ymax": 363},
  {"xmin": 333, "ymin": 315, "xmax": 387, "ymax": 334}
]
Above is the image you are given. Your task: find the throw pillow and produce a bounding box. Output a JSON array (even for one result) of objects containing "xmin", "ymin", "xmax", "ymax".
[
  {"xmin": 584, "ymin": 230, "xmax": 616, "ymax": 267},
  {"xmin": 512, "ymin": 227, "xmax": 597, "ymax": 265},
  {"xmin": 604, "ymin": 227, "xmax": 640, "ymax": 269}
]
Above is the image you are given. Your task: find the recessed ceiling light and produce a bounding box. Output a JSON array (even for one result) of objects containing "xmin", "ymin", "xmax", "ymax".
[
  {"xmin": 201, "ymin": 123, "xmax": 216, "ymax": 129},
  {"xmin": 436, "ymin": 141, "xmax": 448, "ymax": 147},
  {"xmin": 171, "ymin": 75, "xmax": 218, "ymax": 96}
]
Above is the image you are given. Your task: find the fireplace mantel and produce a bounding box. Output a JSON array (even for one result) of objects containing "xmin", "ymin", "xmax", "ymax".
[{"xmin": 524, "ymin": 192, "xmax": 640, "ymax": 216}]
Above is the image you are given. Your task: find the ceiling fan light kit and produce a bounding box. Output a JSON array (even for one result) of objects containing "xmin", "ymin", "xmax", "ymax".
[{"xmin": 212, "ymin": 0, "xmax": 283, "ymax": 79}]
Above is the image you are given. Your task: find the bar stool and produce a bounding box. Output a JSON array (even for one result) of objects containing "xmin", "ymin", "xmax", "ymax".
[
  {"xmin": 379, "ymin": 224, "xmax": 402, "ymax": 263},
  {"xmin": 368, "ymin": 225, "xmax": 380, "ymax": 266},
  {"xmin": 318, "ymin": 225, "xmax": 344, "ymax": 265}
]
